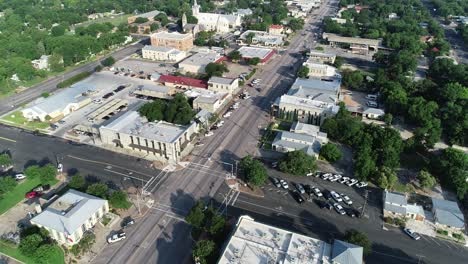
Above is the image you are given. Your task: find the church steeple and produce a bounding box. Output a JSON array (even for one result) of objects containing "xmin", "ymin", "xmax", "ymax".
[{"xmin": 192, "ymin": 0, "xmax": 200, "ymax": 17}]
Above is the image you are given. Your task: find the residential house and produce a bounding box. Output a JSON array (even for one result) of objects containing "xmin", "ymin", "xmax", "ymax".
[
  {"xmin": 383, "ymin": 191, "xmax": 425, "ymax": 221},
  {"xmin": 432, "ymin": 198, "xmax": 465, "ymax": 233},
  {"xmin": 30, "ymin": 189, "xmax": 109, "ymax": 246}
]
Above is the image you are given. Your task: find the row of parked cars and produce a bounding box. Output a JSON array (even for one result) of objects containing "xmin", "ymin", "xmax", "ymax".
[
  {"xmin": 314, "ymin": 172, "xmax": 367, "ymax": 188},
  {"xmin": 271, "ymin": 177, "xmax": 360, "ymax": 218}
]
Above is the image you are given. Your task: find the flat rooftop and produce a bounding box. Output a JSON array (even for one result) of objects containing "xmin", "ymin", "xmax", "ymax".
[
  {"xmin": 179, "ymin": 52, "xmax": 222, "ymax": 66},
  {"xmin": 151, "ymin": 31, "xmax": 192, "ymax": 40},
  {"xmin": 208, "ymin": 76, "xmax": 236, "ymax": 85},
  {"xmin": 218, "ymin": 215, "xmax": 331, "ymax": 264},
  {"xmin": 142, "ymin": 45, "xmax": 175, "ymax": 52},
  {"xmin": 323, "ymin": 33, "xmax": 381, "ymax": 46},
  {"xmin": 101, "ymin": 111, "xmax": 190, "ymax": 143},
  {"xmin": 238, "ymin": 46, "xmax": 274, "ymax": 59}
]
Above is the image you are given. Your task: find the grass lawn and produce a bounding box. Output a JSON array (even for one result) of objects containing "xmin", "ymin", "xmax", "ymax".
[
  {"xmin": 0, "ymin": 177, "xmax": 58, "ymax": 215},
  {"xmin": 76, "ymin": 14, "xmax": 131, "ymax": 27},
  {"xmin": 0, "ymin": 240, "xmax": 64, "ymax": 264},
  {"xmin": 0, "ymin": 111, "xmax": 49, "ymax": 130}
]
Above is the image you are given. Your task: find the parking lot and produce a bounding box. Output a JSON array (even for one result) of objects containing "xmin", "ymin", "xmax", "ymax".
[
  {"xmin": 47, "ymin": 71, "xmax": 161, "ymax": 139},
  {"xmin": 113, "ymin": 57, "xmax": 177, "ymax": 75}
]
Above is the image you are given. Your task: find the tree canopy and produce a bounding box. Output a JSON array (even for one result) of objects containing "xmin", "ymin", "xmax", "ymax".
[
  {"xmin": 240, "ymin": 155, "xmax": 268, "ymax": 186},
  {"xmin": 279, "ymin": 150, "xmax": 317, "ymax": 176},
  {"xmin": 320, "ymin": 143, "xmax": 342, "ymax": 163},
  {"xmin": 297, "ymin": 66, "xmax": 309, "ymax": 78},
  {"xmin": 344, "ymin": 229, "xmax": 372, "ymax": 255},
  {"xmin": 139, "ymin": 94, "xmax": 195, "ymax": 125}
]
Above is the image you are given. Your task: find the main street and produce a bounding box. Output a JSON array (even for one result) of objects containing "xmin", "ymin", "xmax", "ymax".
[
  {"xmin": 0, "ymin": 38, "xmax": 149, "ymax": 116},
  {"xmin": 90, "ymin": 1, "xmax": 340, "ymax": 263}
]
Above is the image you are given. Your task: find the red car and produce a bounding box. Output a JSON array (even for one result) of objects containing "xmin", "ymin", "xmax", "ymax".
[{"xmin": 25, "ymin": 191, "xmax": 40, "ymax": 199}]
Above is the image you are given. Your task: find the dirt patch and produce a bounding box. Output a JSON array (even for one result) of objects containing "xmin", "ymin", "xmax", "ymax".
[{"xmin": 227, "ymin": 179, "xmax": 264, "ymax": 197}]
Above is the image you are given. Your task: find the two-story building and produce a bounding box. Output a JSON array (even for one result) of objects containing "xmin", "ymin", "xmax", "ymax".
[
  {"xmin": 150, "ymin": 31, "xmax": 193, "ymax": 51},
  {"xmin": 142, "ymin": 45, "xmax": 186, "ymax": 62},
  {"xmin": 207, "ymin": 77, "xmax": 239, "ymax": 94}
]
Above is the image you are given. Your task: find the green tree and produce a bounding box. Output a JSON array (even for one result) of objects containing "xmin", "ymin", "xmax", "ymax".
[
  {"xmin": 320, "ymin": 143, "xmax": 342, "ymax": 162},
  {"xmin": 297, "ymin": 66, "xmax": 309, "ymax": 78},
  {"xmin": 245, "ymin": 32, "xmax": 255, "ymax": 44},
  {"xmin": 68, "ymin": 174, "xmax": 85, "ymax": 190},
  {"xmin": 101, "ymin": 56, "xmax": 115, "ymax": 67},
  {"xmin": 288, "ymin": 18, "xmax": 305, "ymax": 31},
  {"xmin": 192, "ymin": 240, "xmax": 215, "ymax": 264},
  {"xmin": 205, "ymin": 63, "xmax": 228, "ymax": 77},
  {"xmin": 19, "ymin": 234, "xmax": 43, "ymax": 257},
  {"xmin": 342, "ymin": 70, "xmax": 364, "ymax": 90},
  {"xmin": 436, "ymin": 148, "xmax": 468, "ymax": 199},
  {"xmin": 134, "ymin": 17, "xmax": 149, "ymax": 24},
  {"xmin": 86, "ymin": 183, "xmax": 108, "ymax": 198},
  {"xmin": 39, "ymin": 164, "xmax": 57, "ymax": 183},
  {"xmin": 49, "ymin": 53, "xmax": 64, "ymax": 72},
  {"xmin": 51, "ymin": 24, "xmax": 67, "ymax": 36},
  {"xmin": 41, "ymin": 92, "xmax": 50, "ymax": 98},
  {"xmin": 279, "ymin": 150, "xmax": 317, "ymax": 176},
  {"xmin": 333, "ymin": 56, "xmax": 344, "ymax": 68},
  {"xmin": 375, "ymin": 167, "xmax": 398, "ymax": 190},
  {"xmin": 344, "ymin": 229, "xmax": 371, "ymax": 255},
  {"xmin": 417, "ymin": 170, "xmax": 437, "ymax": 189},
  {"xmin": 185, "ymin": 201, "xmax": 206, "ymax": 229},
  {"xmin": 109, "ymin": 190, "xmax": 131, "ymax": 209},
  {"xmin": 34, "ymin": 244, "xmax": 54, "ymax": 263},
  {"xmin": 228, "ymin": 50, "xmax": 241, "ymax": 61},
  {"xmin": 0, "ymin": 176, "xmax": 17, "ymax": 194},
  {"xmin": 0, "ymin": 153, "xmax": 12, "ymax": 167},
  {"xmin": 240, "ymin": 155, "xmax": 267, "ymax": 186},
  {"xmin": 247, "ymin": 57, "xmax": 261, "ymax": 65}
]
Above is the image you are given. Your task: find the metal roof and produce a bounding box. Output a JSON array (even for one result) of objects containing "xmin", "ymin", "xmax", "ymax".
[
  {"xmin": 208, "ymin": 76, "xmax": 236, "ymax": 85},
  {"xmin": 331, "ymin": 240, "xmax": 363, "ymax": 264},
  {"xmin": 323, "ymin": 33, "xmax": 381, "ymax": 46},
  {"xmin": 142, "ymin": 45, "xmax": 174, "ymax": 52},
  {"xmin": 31, "ymin": 189, "xmax": 106, "ymax": 235},
  {"xmin": 432, "ymin": 198, "xmax": 465, "ymax": 228},
  {"xmin": 291, "ymin": 78, "xmax": 341, "ymax": 96},
  {"xmin": 384, "ymin": 191, "xmax": 407, "ymax": 206}
]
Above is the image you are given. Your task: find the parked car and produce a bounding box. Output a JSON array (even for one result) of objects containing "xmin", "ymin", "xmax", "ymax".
[
  {"xmin": 323, "ymin": 190, "xmax": 332, "ymax": 200},
  {"xmin": 346, "ymin": 179, "xmax": 359, "ymax": 186},
  {"xmin": 107, "ymin": 231, "xmax": 126, "ymax": 243},
  {"xmin": 33, "ymin": 184, "xmax": 50, "ymax": 192},
  {"xmin": 333, "ymin": 203, "xmax": 346, "ymax": 215},
  {"xmin": 330, "ymin": 191, "xmax": 342, "ymax": 202},
  {"xmin": 304, "ymin": 184, "xmax": 313, "ymax": 195},
  {"xmin": 205, "ymin": 131, "xmax": 214, "ymax": 137},
  {"xmin": 280, "ymin": 179, "xmax": 289, "ymax": 189},
  {"xmin": 122, "ymin": 218, "xmax": 135, "ymax": 228},
  {"xmin": 404, "ymin": 228, "xmax": 421, "ymax": 240},
  {"xmin": 313, "ymin": 187, "xmax": 323, "ymax": 197},
  {"xmin": 345, "ymin": 207, "xmax": 357, "ymax": 217},
  {"xmin": 340, "ymin": 193, "xmax": 353, "ymax": 205},
  {"xmin": 315, "ymin": 199, "xmax": 327, "ymax": 209},
  {"xmin": 15, "ymin": 174, "xmax": 26, "ymax": 181},
  {"xmin": 292, "ymin": 191, "xmax": 304, "ymax": 204},
  {"xmin": 356, "ymin": 182, "xmax": 368, "ymax": 188},
  {"xmin": 339, "ymin": 177, "xmax": 349, "ymax": 184},
  {"xmin": 271, "ymin": 178, "xmax": 281, "ymax": 188},
  {"xmin": 57, "ymin": 163, "xmax": 63, "ymax": 173},
  {"xmin": 25, "ymin": 191, "xmax": 40, "ymax": 199},
  {"xmin": 271, "ymin": 161, "xmax": 278, "ymax": 168},
  {"xmin": 223, "ymin": 112, "xmax": 232, "ymax": 118},
  {"xmin": 294, "ymin": 183, "xmax": 306, "ymax": 194},
  {"xmin": 58, "ymin": 120, "xmax": 66, "ymax": 125}
]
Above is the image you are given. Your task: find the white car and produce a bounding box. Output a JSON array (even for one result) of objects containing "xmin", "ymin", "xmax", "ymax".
[
  {"xmin": 57, "ymin": 163, "xmax": 63, "ymax": 173},
  {"xmin": 15, "ymin": 174, "xmax": 26, "ymax": 181},
  {"xmin": 313, "ymin": 187, "xmax": 323, "ymax": 197},
  {"xmin": 340, "ymin": 193, "xmax": 352, "ymax": 205},
  {"xmin": 223, "ymin": 112, "xmax": 232, "ymax": 118},
  {"xmin": 216, "ymin": 121, "xmax": 224, "ymax": 127},
  {"xmin": 333, "ymin": 203, "xmax": 346, "ymax": 215},
  {"xmin": 280, "ymin": 179, "xmax": 289, "ymax": 189},
  {"xmin": 205, "ymin": 131, "xmax": 214, "ymax": 137},
  {"xmin": 93, "ymin": 99, "xmax": 102, "ymax": 104},
  {"xmin": 330, "ymin": 191, "xmax": 342, "ymax": 202},
  {"xmin": 404, "ymin": 228, "xmax": 421, "ymax": 240},
  {"xmin": 329, "ymin": 176, "xmax": 339, "ymax": 182},
  {"xmin": 356, "ymin": 182, "xmax": 368, "ymax": 188},
  {"xmin": 107, "ymin": 232, "xmax": 126, "ymax": 243},
  {"xmin": 346, "ymin": 179, "xmax": 359, "ymax": 186},
  {"xmin": 339, "ymin": 177, "xmax": 349, "ymax": 184}
]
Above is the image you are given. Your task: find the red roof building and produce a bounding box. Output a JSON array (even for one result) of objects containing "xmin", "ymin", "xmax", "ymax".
[
  {"xmin": 158, "ymin": 75, "xmax": 208, "ymax": 89},
  {"xmin": 268, "ymin": 24, "xmax": 284, "ymax": 35}
]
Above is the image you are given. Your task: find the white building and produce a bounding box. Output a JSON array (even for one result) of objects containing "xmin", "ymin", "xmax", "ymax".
[
  {"xmin": 99, "ymin": 111, "xmax": 197, "ymax": 164},
  {"xmin": 307, "ymin": 51, "xmax": 336, "ymax": 64},
  {"xmin": 233, "ymin": 8, "xmax": 253, "ymax": 17},
  {"xmin": 303, "ymin": 62, "xmax": 337, "ymax": 77},
  {"xmin": 237, "ymin": 46, "xmax": 276, "ymax": 64},
  {"xmin": 273, "ymin": 78, "xmax": 341, "ymax": 125},
  {"xmin": 141, "ymin": 45, "xmax": 186, "ymax": 62},
  {"xmin": 219, "ymin": 215, "xmax": 363, "ymax": 264},
  {"xmin": 193, "ymin": 92, "xmax": 230, "ymax": 113},
  {"xmin": 178, "ymin": 52, "xmax": 224, "ymax": 74},
  {"xmin": 22, "ymin": 84, "xmax": 92, "ymax": 121},
  {"xmin": 208, "ymin": 77, "xmax": 239, "ymax": 94},
  {"xmin": 30, "ymin": 189, "xmax": 109, "ymax": 246},
  {"xmin": 273, "ymin": 122, "xmax": 328, "ymax": 157},
  {"xmin": 238, "ymin": 30, "xmax": 284, "ymax": 47},
  {"xmin": 192, "ymin": 0, "xmax": 241, "ymax": 33},
  {"xmin": 31, "ymin": 55, "xmax": 50, "ymax": 70}
]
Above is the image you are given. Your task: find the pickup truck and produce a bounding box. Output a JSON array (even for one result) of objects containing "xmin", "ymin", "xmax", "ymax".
[{"xmin": 33, "ymin": 184, "xmax": 50, "ymax": 192}]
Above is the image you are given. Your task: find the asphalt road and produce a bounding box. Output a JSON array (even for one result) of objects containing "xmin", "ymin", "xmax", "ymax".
[
  {"xmin": 89, "ymin": 1, "xmax": 341, "ymax": 263},
  {"xmin": 0, "ymin": 38, "xmax": 149, "ymax": 116}
]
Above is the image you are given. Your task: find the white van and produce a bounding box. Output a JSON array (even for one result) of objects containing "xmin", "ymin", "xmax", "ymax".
[{"xmin": 366, "ymin": 94, "xmax": 378, "ymax": 100}]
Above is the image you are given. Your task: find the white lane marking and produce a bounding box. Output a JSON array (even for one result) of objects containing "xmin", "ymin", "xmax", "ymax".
[{"xmin": 103, "ymin": 168, "xmax": 148, "ymax": 182}]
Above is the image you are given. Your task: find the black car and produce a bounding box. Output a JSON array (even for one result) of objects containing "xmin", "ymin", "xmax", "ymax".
[
  {"xmin": 102, "ymin": 92, "xmax": 114, "ymax": 99},
  {"xmin": 315, "ymin": 199, "xmax": 327, "ymax": 208},
  {"xmin": 114, "ymin": 85, "xmax": 126, "ymax": 93},
  {"xmin": 304, "ymin": 184, "xmax": 313, "ymax": 195},
  {"xmin": 291, "ymin": 191, "xmax": 304, "ymax": 204},
  {"xmin": 122, "ymin": 217, "xmax": 135, "ymax": 228},
  {"xmin": 323, "ymin": 190, "xmax": 332, "ymax": 200}
]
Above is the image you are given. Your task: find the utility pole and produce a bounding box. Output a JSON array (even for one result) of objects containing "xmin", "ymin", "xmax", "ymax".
[{"xmin": 360, "ymin": 190, "xmax": 369, "ymax": 218}]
